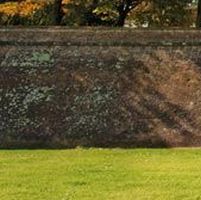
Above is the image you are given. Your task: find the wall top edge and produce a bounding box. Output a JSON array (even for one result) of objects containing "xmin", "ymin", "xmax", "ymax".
[{"xmin": 1, "ymin": 27, "xmax": 201, "ymax": 47}]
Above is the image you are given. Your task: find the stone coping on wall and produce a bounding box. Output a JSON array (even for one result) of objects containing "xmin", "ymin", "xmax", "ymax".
[{"xmin": 1, "ymin": 27, "xmax": 201, "ymax": 46}]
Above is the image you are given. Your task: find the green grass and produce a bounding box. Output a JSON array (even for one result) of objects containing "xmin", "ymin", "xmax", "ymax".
[{"xmin": 1, "ymin": 148, "xmax": 201, "ymax": 200}]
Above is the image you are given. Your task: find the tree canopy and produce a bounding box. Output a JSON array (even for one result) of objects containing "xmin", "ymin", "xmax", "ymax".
[{"xmin": 0, "ymin": 0, "xmax": 199, "ymax": 27}]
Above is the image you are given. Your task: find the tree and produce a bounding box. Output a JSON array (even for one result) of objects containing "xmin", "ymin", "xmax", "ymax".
[
  {"xmin": 64, "ymin": 0, "xmax": 142, "ymax": 26},
  {"xmin": 196, "ymin": 0, "xmax": 201, "ymax": 27},
  {"xmin": 1, "ymin": 0, "xmax": 192, "ymax": 27},
  {"xmin": 9, "ymin": 0, "xmax": 65, "ymax": 25},
  {"xmin": 53, "ymin": 0, "xmax": 63, "ymax": 25},
  {"xmin": 0, "ymin": 0, "xmax": 24, "ymax": 3},
  {"xmin": 64, "ymin": 0, "xmax": 192, "ymax": 27},
  {"xmin": 132, "ymin": 0, "xmax": 192, "ymax": 27},
  {"xmin": 63, "ymin": 0, "xmax": 108, "ymax": 26},
  {"xmin": 91, "ymin": 0, "xmax": 143, "ymax": 26},
  {"xmin": 109, "ymin": 0, "xmax": 142, "ymax": 26}
]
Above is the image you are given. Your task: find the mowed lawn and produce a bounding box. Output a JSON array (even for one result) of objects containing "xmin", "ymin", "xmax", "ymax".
[{"xmin": 1, "ymin": 149, "xmax": 201, "ymax": 200}]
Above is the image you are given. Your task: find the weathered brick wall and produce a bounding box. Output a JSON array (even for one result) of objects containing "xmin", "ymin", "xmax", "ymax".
[{"xmin": 1, "ymin": 28, "xmax": 201, "ymax": 148}]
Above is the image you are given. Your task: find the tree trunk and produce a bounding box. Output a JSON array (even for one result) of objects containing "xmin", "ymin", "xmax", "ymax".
[
  {"xmin": 196, "ymin": 0, "xmax": 201, "ymax": 28},
  {"xmin": 53, "ymin": 0, "xmax": 63, "ymax": 25},
  {"xmin": 116, "ymin": 12, "xmax": 127, "ymax": 27}
]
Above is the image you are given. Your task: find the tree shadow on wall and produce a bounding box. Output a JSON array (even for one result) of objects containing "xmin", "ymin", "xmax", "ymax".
[{"xmin": 93, "ymin": 57, "xmax": 201, "ymax": 148}]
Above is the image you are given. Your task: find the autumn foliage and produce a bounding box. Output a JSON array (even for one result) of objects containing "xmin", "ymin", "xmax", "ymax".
[
  {"xmin": 0, "ymin": 0, "xmax": 55, "ymax": 25},
  {"xmin": 0, "ymin": 0, "xmax": 196, "ymax": 27},
  {"xmin": 0, "ymin": 0, "xmax": 46, "ymax": 17}
]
